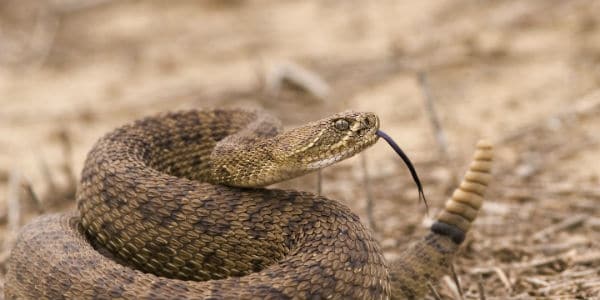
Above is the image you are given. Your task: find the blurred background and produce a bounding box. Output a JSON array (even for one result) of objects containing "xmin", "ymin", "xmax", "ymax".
[{"xmin": 1, "ymin": 1, "xmax": 599, "ymax": 298}]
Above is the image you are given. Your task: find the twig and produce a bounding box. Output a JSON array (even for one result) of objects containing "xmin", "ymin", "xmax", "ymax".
[
  {"xmin": 522, "ymin": 276, "xmax": 549, "ymax": 287},
  {"xmin": 58, "ymin": 129, "xmax": 77, "ymax": 186},
  {"xmin": 503, "ymin": 182, "xmax": 600, "ymax": 199},
  {"xmin": 4, "ymin": 169, "xmax": 22, "ymax": 253},
  {"xmin": 54, "ymin": 0, "xmax": 117, "ymax": 15},
  {"xmin": 21, "ymin": 178, "xmax": 44, "ymax": 214},
  {"xmin": 532, "ymin": 214, "xmax": 587, "ymax": 241},
  {"xmin": 470, "ymin": 252, "xmax": 574, "ymax": 275},
  {"xmin": 443, "ymin": 275, "xmax": 463, "ymax": 300},
  {"xmin": 450, "ymin": 263, "xmax": 464, "ymax": 299},
  {"xmin": 477, "ymin": 275, "xmax": 487, "ymax": 300},
  {"xmin": 427, "ymin": 281, "xmax": 443, "ymax": 300},
  {"xmin": 0, "ymin": 169, "xmax": 9, "ymax": 182},
  {"xmin": 560, "ymin": 268, "xmax": 599, "ymax": 279},
  {"xmin": 416, "ymin": 71, "xmax": 458, "ymax": 198},
  {"xmin": 572, "ymin": 251, "xmax": 600, "ymax": 265},
  {"xmin": 7, "ymin": 169, "xmax": 22, "ymax": 234},
  {"xmin": 525, "ymin": 236, "xmax": 589, "ymax": 255},
  {"xmin": 361, "ymin": 154, "xmax": 377, "ymax": 231},
  {"xmin": 417, "ymin": 71, "xmax": 450, "ymax": 159},
  {"xmin": 514, "ymin": 255, "xmax": 570, "ymax": 270},
  {"xmin": 512, "ymin": 136, "xmax": 598, "ymax": 180},
  {"xmin": 39, "ymin": 156, "xmax": 58, "ymax": 198},
  {"xmin": 266, "ymin": 61, "xmax": 331, "ymax": 101},
  {"xmin": 0, "ymin": 250, "xmax": 9, "ymax": 270},
  {"xmin": 493, "ymin": 267, "xmax": 513, "ymax": 294},
  {"xmin": 536, "ymin": 278, "xmax": 599, "ymax": 295},
  {"xmin": 500, "ymin": 88, "xmax": 600, "ymax": 144},
  {"xmin": 26, "ymin": 7, "xmax": 60, "ymax": 71}
]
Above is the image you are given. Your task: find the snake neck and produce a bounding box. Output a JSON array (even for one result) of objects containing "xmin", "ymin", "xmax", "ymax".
[
  {"xmin": 389, "ymin": 140, "xmax": 493, "ymax": 299},
  {"xmin": 207, "ymin": 141, "xmax": 292, "ymax": 187}
]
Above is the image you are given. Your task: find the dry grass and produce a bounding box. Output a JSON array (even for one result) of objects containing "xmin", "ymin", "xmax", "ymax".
[{"xmin": 1, "ymin": 1, "xmax": 599, "ymax": 299}]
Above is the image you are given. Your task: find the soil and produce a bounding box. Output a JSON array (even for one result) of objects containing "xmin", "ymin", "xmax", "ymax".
[{"xmin": 1, "ymin": 1, "xmax": 599, "ymax": 299}]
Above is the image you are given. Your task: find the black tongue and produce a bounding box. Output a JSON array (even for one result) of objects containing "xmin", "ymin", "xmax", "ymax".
[{"xmin": 376, "ymin": 130, "xmax": 428, "ymax": 213}]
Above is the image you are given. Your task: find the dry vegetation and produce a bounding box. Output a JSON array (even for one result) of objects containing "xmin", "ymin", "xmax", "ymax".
[{"xmin": 1, "ymin": 1, "xmax": 599, "ymax": 299}]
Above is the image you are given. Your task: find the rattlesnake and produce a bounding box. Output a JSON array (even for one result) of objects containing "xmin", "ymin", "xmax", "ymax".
[{"xmin": 5, "ymin": 108, "xmax": 493, "ymax": 299}]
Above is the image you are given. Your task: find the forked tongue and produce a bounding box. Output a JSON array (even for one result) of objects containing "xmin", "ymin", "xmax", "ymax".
[{"xmin": 376, "ymin": 130, "xmax": 428, "ymax": 212}]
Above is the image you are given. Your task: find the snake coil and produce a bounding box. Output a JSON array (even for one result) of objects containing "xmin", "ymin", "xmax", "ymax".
[{"xmin": 5, "ymin": 109, "xmax": 493, "ymax": 300}]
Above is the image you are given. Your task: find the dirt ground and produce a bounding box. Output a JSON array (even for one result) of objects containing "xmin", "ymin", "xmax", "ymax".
[{"xmin": 1, "ymin": 1, "xmax": 599, "ymax": 299}]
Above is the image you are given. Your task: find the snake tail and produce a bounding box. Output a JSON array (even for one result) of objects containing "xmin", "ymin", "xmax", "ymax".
[{"xmin": 389, "ymin": 140, "xmax": 493, "ymax": 299}]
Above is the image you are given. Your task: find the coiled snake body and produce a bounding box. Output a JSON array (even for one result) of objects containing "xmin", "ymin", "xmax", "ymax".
[{"xmin": 5, "ymin": 108, "xmax": 493, "ymax": 299}]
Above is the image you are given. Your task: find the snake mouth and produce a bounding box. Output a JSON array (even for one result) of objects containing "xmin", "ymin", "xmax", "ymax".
[{"xmin": 305, "ymin": 133, "xmax": 379, "ymax": 170}]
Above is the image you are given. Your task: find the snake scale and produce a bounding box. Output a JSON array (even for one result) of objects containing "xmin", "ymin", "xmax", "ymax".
[{"xmin": 5, "ymin": 108, "xmax": 493, "ymax": 299}]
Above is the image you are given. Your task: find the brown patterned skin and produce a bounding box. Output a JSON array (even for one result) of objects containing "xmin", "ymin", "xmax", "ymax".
[{"xmin": 5, "ymin": 109, "xmax": 492, "ymax": 299}]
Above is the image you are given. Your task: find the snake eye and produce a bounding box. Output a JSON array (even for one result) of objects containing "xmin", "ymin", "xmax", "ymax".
[{"xmin": 334, "ymin": 119, "xmax": 350, "ymax": 131}]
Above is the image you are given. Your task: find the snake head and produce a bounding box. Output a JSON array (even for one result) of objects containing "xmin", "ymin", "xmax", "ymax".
[
  {"xmin": 272, "ymin": 111, "xmax": 380, "ymax": 172},
  {"xmin": 209, "ymin": 111, "xmax": 380, "ymax": 187}
]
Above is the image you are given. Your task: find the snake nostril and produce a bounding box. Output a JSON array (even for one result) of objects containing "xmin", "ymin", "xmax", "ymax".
[{"xmin": 363, "ymin": 115, "xmax": 377, "ymax": 129}]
